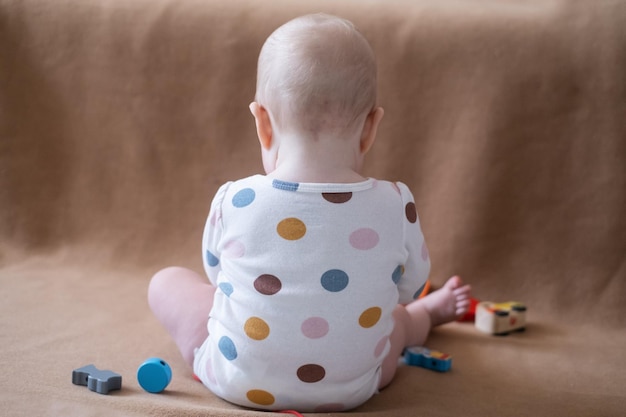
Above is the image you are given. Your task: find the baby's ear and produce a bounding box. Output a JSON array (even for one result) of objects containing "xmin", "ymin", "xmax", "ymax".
[
  {"xmin": 360, "ymin": 107, "xmax": 384, "ymax": 154},
  {"xmin": 249, "ymin": 102, "xmax": 273, "ymax": 150}
]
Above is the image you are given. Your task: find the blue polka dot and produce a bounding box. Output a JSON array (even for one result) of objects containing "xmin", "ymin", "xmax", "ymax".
[
  {"xmin": 232, "ymin": 188, "xmax": 256, "ymax": 208},
  {"xmin": 205, "ymin": 250, "xmax": 219, "ymax": 267},
  {"xmin": 218, "ymin": 336, "xmax": 237, "ymax": 360},
  {"xmin": 392, "ymin": 265, "xmax": 403, "ymax": 284},
  {"xmin": 413, "ymin": 282, "xmax": 427, "ymax": 299},
  {"xmin": 321, "ymin": 269, "xmax": 349, "ymax": 292},
  {"xmin": 218, "ymin": 282, "xmax": 233, "ymax": 297}
]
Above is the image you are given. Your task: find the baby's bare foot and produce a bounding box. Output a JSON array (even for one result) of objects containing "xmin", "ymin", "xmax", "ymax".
[{"xmin": 422, "ymin": 276, "xmax": 471, "ymax": 327}]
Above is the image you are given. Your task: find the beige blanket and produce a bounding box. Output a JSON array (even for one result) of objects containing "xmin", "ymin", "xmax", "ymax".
[{"xmin": 1, "ymin": 0, "xmax": 625, "ymax": 415}]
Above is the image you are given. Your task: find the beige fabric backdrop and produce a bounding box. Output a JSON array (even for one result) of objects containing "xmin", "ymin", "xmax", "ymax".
[{"xmin": 1, "ymin": 0, "xmax": 625, "ymax": 415}]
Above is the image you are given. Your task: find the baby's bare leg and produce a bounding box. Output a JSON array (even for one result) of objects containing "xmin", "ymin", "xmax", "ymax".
[
  {"xmin": 148, "ymin": 266, "xmax": 215, "ymax": 367},
  {"xmin": 379, "ymin": 276, "xmax": 471, "ymax": 389}
]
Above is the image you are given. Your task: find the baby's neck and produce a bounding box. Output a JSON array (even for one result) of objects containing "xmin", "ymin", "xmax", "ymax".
[
  {"xmin": 267, "ymin": 163, "xmax": 366, "ymax": 184},
  {"xmin": 268, "ymin": 134, "xmax": 367, "ymax": 184}
]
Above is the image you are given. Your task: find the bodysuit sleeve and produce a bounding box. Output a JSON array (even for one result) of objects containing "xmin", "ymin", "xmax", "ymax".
[
  {"xmin": 201, "ymin": 182, "xmax": 232, "ymax": 286},
  {"xmin": 396, "ymin": 182, "xmax": 431, "ymax": 304}
]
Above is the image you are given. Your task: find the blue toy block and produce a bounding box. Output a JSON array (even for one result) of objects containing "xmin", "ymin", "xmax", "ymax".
[
  {"xmin": 404, "ymin": 346, "xmax": 452, "ymax": 372},
  {"xmin": 72, "ymin": 364, "xmax": 122, "ymax": 394},
  {"xmin": 137, "ymin": 358, "xmax": 172, "ymax": 393}
]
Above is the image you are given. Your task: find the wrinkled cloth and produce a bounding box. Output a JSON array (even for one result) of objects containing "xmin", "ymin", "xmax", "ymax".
[{"xmin": 1, "ymin": 0, "xmax": 624, "ymax": 416}]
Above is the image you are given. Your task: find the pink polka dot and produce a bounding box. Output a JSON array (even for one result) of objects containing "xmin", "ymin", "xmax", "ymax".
[
  {"xmin": 223, "ymin": 240, "xmax": 245, "ymax": 258},
  {"xmin": 301, "ymin": 317, "xmax": 329, "ymax": 339},
  {"xmin": 421, "ymin": 242, "xmax": 429, "ymax": 262},
  {"xmin": 391, "ymin": 182, "xmax": 401, "ymax": 194},
  {"xmin": 349, "ymin": 228, "xmax": 379, "ymax": 250},
  {"xmin": 374, "ymin": 335, "xmax": 389, "ymax": 357}
]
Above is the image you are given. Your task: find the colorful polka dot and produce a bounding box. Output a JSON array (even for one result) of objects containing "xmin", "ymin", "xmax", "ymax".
[
  {"xmin": 277, "ymin": 217, "xmax": 307, "ymax": 240},
  {"xmin": 222, "ymin": 239, "xmax": 245, "ymax": 258},
  {"xmin": 321, "ymin": 269, "xmax": 349, "ymax": 292},
  {"xmin": 205, "ymin": 250, "xmax": 219, "ymax": 267},
  {"xmin": 297, "ymin": 364, "xmax": 326, "ymax": 383},
  {"xmin": 322, "ymin": 192, "xmax": 352, "ymax": 204},
  {"xmin": 349, "ymin": 228, "xmax": 379, "ymax": 250},
  {"xmin": 301, "ymin": 317, "xmax": 329, "ymax": 339},
  {"xmin": 392, "ymin": 265, "xmax": 404, "ymax": 284},
  {"xmin": 232, "ymin": 188, "xmax": 256, "ymax": 208},
  {"xmin": 359, "ymin": 307, "xmax": 382, "ymax": 328},
  {"xmin": 272, "ymin": 179, "xmax": 299, "ymax": 191},
  {"xmin": 218, "ymin": 282, "xmax": 233, "ymax": 297},
  {"xmin": 254, "ymin": 274, "xmax": 282, "ymax": 295},
  {"xmin": 218, "ymin": 336, "xmax": 237, "ymax": 360},
  {"xmin": 247, "ymin": 389, "xmax": 275, "ymax": 406},
  {"xmin": 374, "ymin": 335, "xmax": 389, "ymax": 357},
  {"xmin": 413, "ymin": 282, "xmax": 427, "ymax": 300},
  {"xmin": 244, "ymin": 317, "xmax": 270, "ymax": 340},
  {"xmin": 405, "ymin": 202, "xmax": 417, "ymax": 223}
]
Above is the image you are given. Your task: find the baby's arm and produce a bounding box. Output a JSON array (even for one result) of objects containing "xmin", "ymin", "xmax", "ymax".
[
  {"xmin": 201, "ymin": 182, "xmax": 232, "ymax": 285},
  {"xmin": 395, "ymin": 182, "xmax": 431, "ymax": 304}
]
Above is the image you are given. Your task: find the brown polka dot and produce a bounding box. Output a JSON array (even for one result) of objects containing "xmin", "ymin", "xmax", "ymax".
[
  {"xmin": 359, "ymin": 307, "xmax": 382, "ymax": 328},
  {"xmin": 246, "ymin": 389, "xmax": 275, "ymax": 406},
  {"xmin": 297, "ymin": 364, "xmax": 326, "ymax": 383},
  {"xmin": 277, "ymin": 217, "xmax": 307, "ymax": 240},
  {"xmin": 405, "ymin": 202, "xmax": 417, "ymax": 223},
  {"xmin": 322, "ymin": 192, "xmax": 353, "ymax": 204},
  {"xmin": 254, "ymin": 274, "xmax": 282, "ymax": 295}
]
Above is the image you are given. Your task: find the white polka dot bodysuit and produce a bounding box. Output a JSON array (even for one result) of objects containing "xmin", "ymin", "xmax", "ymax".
[{"xmin": 193, "ymin": 175, "xmax": 430, "ymax": 412}]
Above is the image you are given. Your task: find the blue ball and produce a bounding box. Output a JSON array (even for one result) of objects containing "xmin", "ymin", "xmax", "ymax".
[{"xmin": 137, "ymin": 358, "xmax": 172, "ymax": 393}]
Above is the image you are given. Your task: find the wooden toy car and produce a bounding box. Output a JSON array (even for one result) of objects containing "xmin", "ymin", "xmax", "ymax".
[
  {"xmin": 475, "ymin": 301, "xmax": 527, "ymax": 335},
  {"xmin": 403, "ymin": 346, "xmax": 452, "ymax": 372}
]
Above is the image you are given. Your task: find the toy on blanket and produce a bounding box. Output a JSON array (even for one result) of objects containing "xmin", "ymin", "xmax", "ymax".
[
  {"xmin": 475, "ymin": 301, "xmax": 527, "ymax": 335},
  {"xmin": 137, "ymin": 357, "xmax": 172, "ymax": 393},
  {"xmin": 403, "ymin": 346, "xmax": 452, "ymax": 372},
  {"xmin": 72, "ymin": 364, "xmax": 122, "ymax": 395},
  {"xmin": 457, "ymin": 297, "xmax": 480, "ymax": 322}
]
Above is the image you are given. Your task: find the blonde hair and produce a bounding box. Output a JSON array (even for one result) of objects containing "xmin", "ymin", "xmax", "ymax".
[{"xmin": 255, "ymin": 14, "xmax": 377, "ymax": 138}]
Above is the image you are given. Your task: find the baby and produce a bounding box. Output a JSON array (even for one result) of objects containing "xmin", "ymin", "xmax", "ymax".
[{"xmin": 148, "ymin": 13, "xmax": 471, "ymax": 412}]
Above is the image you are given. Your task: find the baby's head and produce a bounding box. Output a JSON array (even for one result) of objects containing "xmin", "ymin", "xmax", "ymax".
[{"xmin": 255, "ymin": 14, "xmax": 378, "ymax": 139}]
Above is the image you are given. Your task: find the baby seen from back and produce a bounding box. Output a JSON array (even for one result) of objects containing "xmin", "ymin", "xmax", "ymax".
[{"xmin": 148, "ymin": 13, "xmax": 471, "ymax": 412}]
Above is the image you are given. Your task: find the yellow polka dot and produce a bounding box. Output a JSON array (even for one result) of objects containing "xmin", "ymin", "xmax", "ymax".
[
  {"xmin": 244, "ymin": 317, "xmax": 270, "ymax": 340},
  {"xmin": 277, "ymin": 217, "xmax": 307, "ymax": 240},
  {"xmin": 247, "ymin": 389, "xmax": 275, "ymax": 406},
  {"xmin": 359, "ymin": 307, "xmax": 382, "ymax": 328}
]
